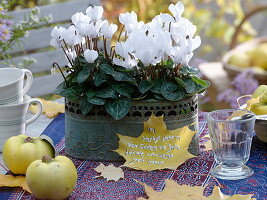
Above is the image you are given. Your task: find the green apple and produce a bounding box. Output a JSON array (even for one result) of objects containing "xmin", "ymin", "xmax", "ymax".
[
  {"xmin": 228, "ymin": 52, "xmax": 251, "ymax": 68},
  {"xmin": 251, "ymin": 43, "xmax": 267, "ymax": 70},
  {"xmin": 250, "ymin": 102, "xmax": 267, "ymax": 115},
  {"xmin": 251, "ymin": 66, "xmax": 266, "ymax": 73},
  {"xmin": 252, "ymin": 85, "xmax": 267, "ymax": 98},
  {"xmin": 259, "ymin": 91, "xmax": 267, "ymax": 104}
]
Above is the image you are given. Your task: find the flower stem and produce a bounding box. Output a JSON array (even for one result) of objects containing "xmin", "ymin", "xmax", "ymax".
[
  {"xmin": 110, "ymin": 45, "xmax": 115, "ymax": 58},
  {"xmin": 117, "ymin": 25, "xmax": 125, "ymax": 42},
  {"xmin": 169, "ymin": 22, "xmax": 172, "ymax": 32},
  {"xmin": 88, "ymin": 37, "xmax": 91, "ymax": 49},
  {"xmin": 103, "ymin": 36, "xmax": 109, "ymax": 61},
  {"xmin": 63, "ymin": 39, "xmax": 69, "ymax": 52},
  {"xmin": 61, "ymin": 46, "xmax": 73, "ymax": 67},
  {"xmin": 52, "ymin": 62, "xmax": 67, "ymax": 83},
  {"xmin": 93, "ymin": 38, "xmax": 98, "ymax": 51}
]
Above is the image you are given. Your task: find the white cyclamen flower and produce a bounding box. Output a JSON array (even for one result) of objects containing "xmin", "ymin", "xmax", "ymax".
[
  {"xmin": 76, "ymin": 22, "xmax": 95, "ymax": 37},
  {"xmin": 152, "ymin": 13, "xmax": 175, "ymax": 26},
  {"xmin": 51, "ymin": 67, "xmax": 56, "ymax": 76},
  {"xmin": 71, "ymin": 12, "xmax": 90, "ymax": 27},
  {"xmin": 113, "ymin": 56, "xmax": 137, "ymax": 69},
  {"xmin": 169, "ymin": 1, "xmax": 184, "ymax": 21},
  {"xmin": 88, "ymin": 20, "xmax": 104, "ymax": 38},
  {"xmin": 119, "ymin": 11, "xmax": 138, "ymax": 33},
  {"xmin": 115, "ymin": 42, "xmax": 130, "ymax": 58},
  {"xmin": 86, "ymin": 6, "xmax": 103, "ymax": 22},
  {"xmin": 101, "ymin": 20, "xmax": 118, "ymax": 39},
  {"xmin": 50, "ymin": 26, "xmax": 66, "ymax": 48},
  {"xmin": 113, "ymin": 41, "xmax": 137, "ymax": 69},
  {"xmin": 66, "ymin": 50, "xmax": 77, "ymax": 61},
  {"xmin": 84, "ymin": 49, "xmax": 98, "ymax": 63},
  {"xmin": 62, "ymin": 25, "xmax": 82, "ymax": 46},
  {"xmin": 167, "ymin": 46, "xmax": 183, "ymax": 64},
  {"xmin": 191, "ymin": 36, "xmax": 201, "ymax": 51},
  {"xmin": 130, "ymin": 30, "xmax": 163, "ymax": 66}
]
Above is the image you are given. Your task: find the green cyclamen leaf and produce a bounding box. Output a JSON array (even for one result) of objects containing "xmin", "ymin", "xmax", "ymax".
[
  {"xmin": 93, "ymin": 71, "xmax": 106, "ymax": 86},
  {"xmin": 99, "ymin": 64, "xmax": 114, "ymax": 75},
  {"xmin": 58, "ymin": 85, "xmax": 83, "ymax": 100},
  {"xmin": 53, "ymin": 81, "xmax": 66, "ymax": 95},
  {"xmin": 179, "ymin": 65, "xmax": 200, "ymax": 75},
  {"xmin": 151, "ymin": 79, "xmax": 163, "ymax": 94},
  {"xmin": 192, "ymin": 76, "xmax": 210, "ymax": 88},
  {"xmin": 174, "ymin": 77, "xmax": 186, "ymax": 89},
  {"xmin": 80, "ymin": 95, "xmax": 94, "ymax": 115},
  {"xmin": 96, "ymin": 87, "xmax": 118, "ymax": 99},
  {"xmin": 183, "ymin": 77, "xmax": 199, "ymax": 94},
  {"xmin": 87, "ymin": 97, "xmax": 106, "ymax": 105},
  {"xmin": 113, "ymin": 71, "xmax": 134, "ymax": 82},
  {"xmin": 78, "ymin": 56, "xmax": 87, "ymax": 64},
  {"xmin": 138, "ymin": 79, "xmax": 154, "ymax": 94},
  {"xmin": 161, "ymin": 82, "xmax": 185, "ymax": 101},
  {"xmin": 77, "ymin": 64, "xmax": 91, "ymax": 83},
  {"xmin": 85, "ymin": 90, "xmax": 96, "ymax": 99},
  {"xmin": 105, "ymin": 97, "xmax": 131, "ymax": 120},
  {"xmin": 111, "ymin": 83, "xmax": 134, "ymax": 98},
  {"xmin": 154, "ymin": 94, "xmax": 166, "ymax": 101}
]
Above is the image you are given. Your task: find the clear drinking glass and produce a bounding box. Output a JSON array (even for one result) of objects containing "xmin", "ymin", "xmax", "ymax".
[{"xmin": 207, "ymin": 109, "xmax": 256, "ymax": 180}]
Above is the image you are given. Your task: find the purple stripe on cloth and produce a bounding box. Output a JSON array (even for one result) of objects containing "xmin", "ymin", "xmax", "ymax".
[{"xmin": 1, "ymin": 112, "xmax": 266, "ymax": 200}]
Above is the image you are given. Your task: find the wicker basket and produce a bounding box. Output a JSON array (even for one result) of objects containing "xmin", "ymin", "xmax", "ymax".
[{"xmin": 222, "ymin": 5, "xmax": 267, "ymax": 84}]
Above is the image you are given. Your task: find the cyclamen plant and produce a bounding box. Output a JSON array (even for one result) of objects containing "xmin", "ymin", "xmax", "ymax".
[{"xmin": 51, "ymin": 2, "xmax": 210, "ymax": 120}]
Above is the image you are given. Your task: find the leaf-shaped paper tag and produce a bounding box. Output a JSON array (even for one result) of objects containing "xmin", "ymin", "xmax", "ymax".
[
  {"xmin": 114, "ymin": 113, "xmax": 196, "ymax": 171},
  {"xmin": 137, "ymin": 179, "xmax": 256, "ymax": 200},
  {"xmin": 94, "ymin": 163, "xmax": 124, "ymax": 181},
  {"xmin": 29, "ymin": 98, "xmax": 64, "ymax": 118},
  {"xmin": 0, "ymin": 174, "xmax": 31, "ymax": 193}
]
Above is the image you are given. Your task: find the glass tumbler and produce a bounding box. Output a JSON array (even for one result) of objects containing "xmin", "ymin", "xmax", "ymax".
[{"xmin": 207, "ymin": 109, "xmax": 256, "ymax": 180}]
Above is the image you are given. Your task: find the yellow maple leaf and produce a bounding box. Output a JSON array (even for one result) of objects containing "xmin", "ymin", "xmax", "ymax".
[
  {"xmin": 94, "ymin": 163, "xmax": 124, "ymax": 181},
  {"xmin": 0, "ymin": 174, "xmax": 31, "ymax": 193},
  {"xmin": 114, "ymin": 114, "xmax": 196, "ymax": 171},
  {"xmin": 29, "ymin": 98, "xmax": 64, "ymax": 118},
  {"xmin": 208, "ymin": 187, "xmax": 256, "ymax": 200},
  {"xmin": 137, "ymin": 179, "xmax": 256, "ymax": 200}
]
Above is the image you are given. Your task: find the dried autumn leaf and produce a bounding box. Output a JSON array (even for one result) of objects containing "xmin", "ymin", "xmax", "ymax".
[
  {"xmin": 30, "ymin": 98, "xmax": 64, "ymax": 118},
  {"xmin": 137, "ymin": 179, "xmax": 206, "ymax": 200},
  {"xmin": 115, "ymin": 114, "xmax": 196, "ymax": 171},
  {"xmin": 207, "ymin": 186, "xmax": 256, "ymax": 200},
  {"xmin": 94, "ymin": 163, "xmax": 124, "ymax": 181},
  {"xmin": 0, "ymin": 174, "xmax": 31, "ymax": 193},
  {"xmin": 137, "ymin": 179, "xmax": 256, "ymax": 200}
]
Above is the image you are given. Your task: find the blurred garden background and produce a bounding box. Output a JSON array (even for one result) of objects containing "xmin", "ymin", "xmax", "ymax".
[{"xmin": 1, "ymin": 0, "xmax": 267, "ymax": 111}]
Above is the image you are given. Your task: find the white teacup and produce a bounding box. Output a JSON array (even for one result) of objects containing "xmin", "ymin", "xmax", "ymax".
[
  {"xmin": 0, "ymin": 95, "xmax": 43, "ymax": 151},
  {"xmin": 0, "ymin": 68, "xmax": 33, "ymax": 105}
]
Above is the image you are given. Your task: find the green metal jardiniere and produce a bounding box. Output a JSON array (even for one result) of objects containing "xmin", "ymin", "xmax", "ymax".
[{"xmin": 65, "ymin": 95, "xmax": 199, "ymax": 161}]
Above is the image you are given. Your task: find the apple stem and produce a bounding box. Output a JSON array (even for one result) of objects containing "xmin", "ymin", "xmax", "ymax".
[
  {"xmin": 42, "ymin": 155, "xmax": 53, "ymax": 163},
  {"xmin": 24, "ymin": 137, "xmax": 34, "ymax": 143}
]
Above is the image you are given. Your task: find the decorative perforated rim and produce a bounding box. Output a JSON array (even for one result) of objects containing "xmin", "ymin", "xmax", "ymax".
[{"xmin": 65, "ymin": 95, "xmax": 198, "ymax": 121}]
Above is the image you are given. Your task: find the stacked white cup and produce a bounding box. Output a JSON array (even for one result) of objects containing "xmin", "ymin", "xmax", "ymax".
[{"xmin": 0, "ymin": 68, "xmax": 43, "ymax": 151}]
